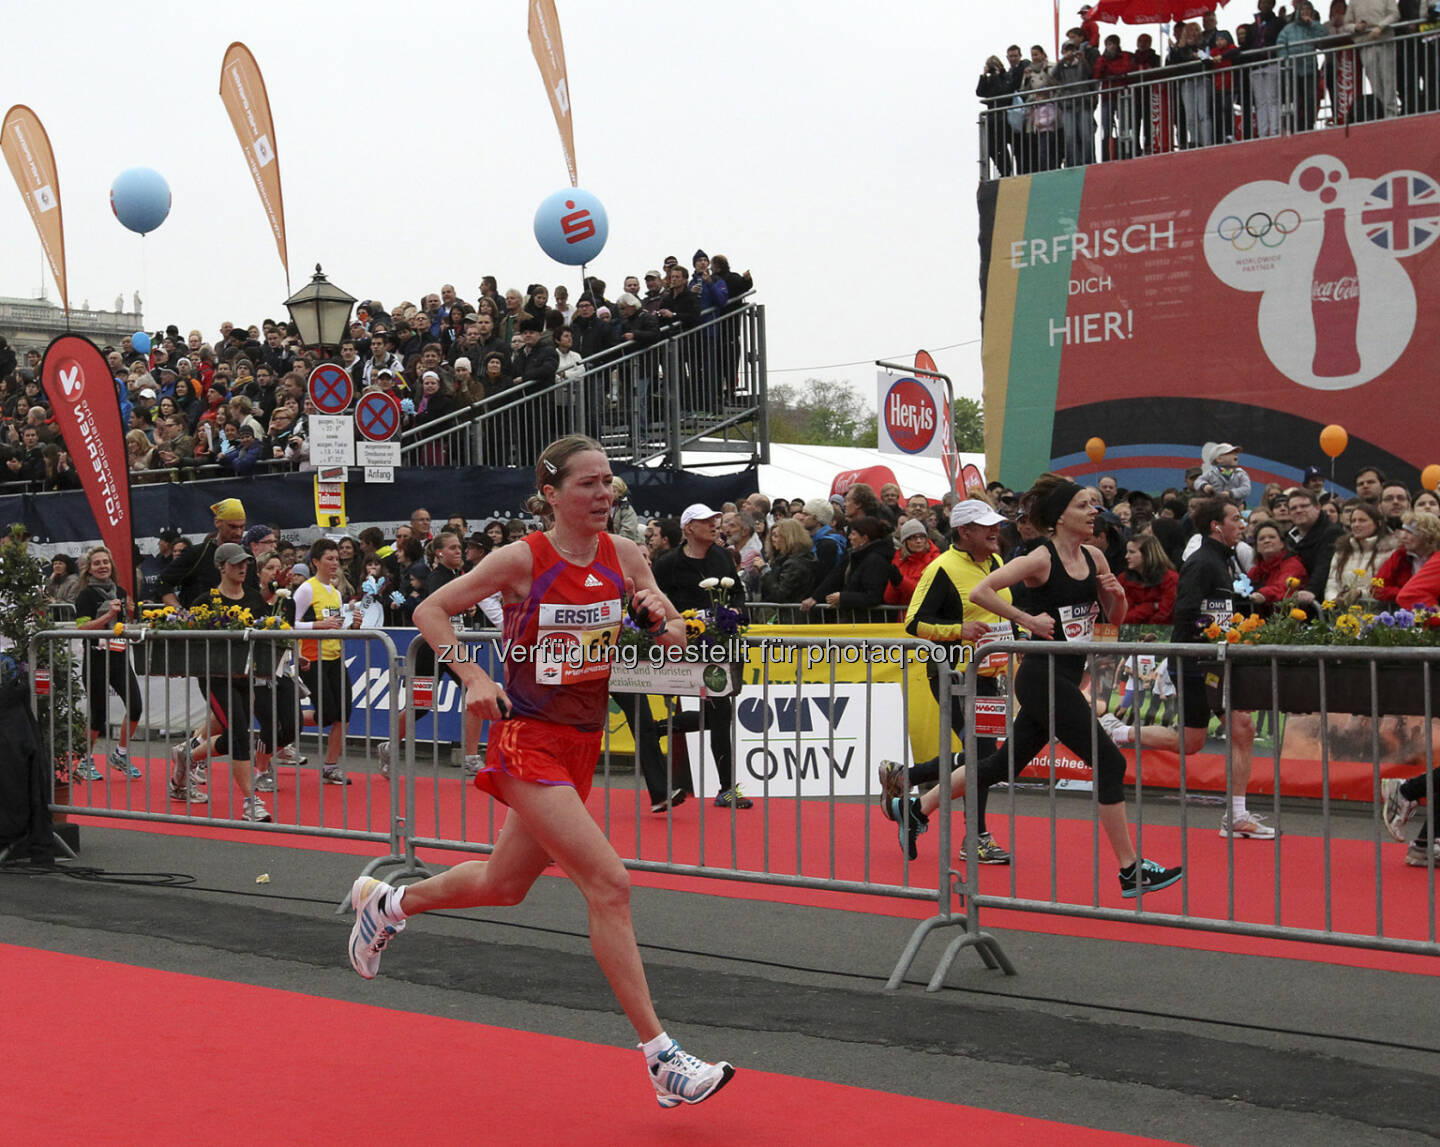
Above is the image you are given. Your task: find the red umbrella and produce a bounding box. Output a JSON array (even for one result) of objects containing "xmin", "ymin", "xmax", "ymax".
[{"xmin": 1089, "ymin": 0, "xmax": 1230, "ymax": 23}]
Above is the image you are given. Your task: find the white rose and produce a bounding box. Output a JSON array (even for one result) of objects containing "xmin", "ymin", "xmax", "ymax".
[
  {"xmin": 698, "ymin": 577, "xmax": 720, "ymax": 590},
  {"xmin": 719, "ymin": 577, "xmax": 735, "ymax": 589},
  {"xmin": 275, "ymin": 587, "xmax": 292, "ymax": 599}
]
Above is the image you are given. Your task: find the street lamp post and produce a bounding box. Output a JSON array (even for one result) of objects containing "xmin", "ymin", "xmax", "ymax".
[{"xmin": 283, "ymin": 264, "xmax": 356, "ymax": 352}]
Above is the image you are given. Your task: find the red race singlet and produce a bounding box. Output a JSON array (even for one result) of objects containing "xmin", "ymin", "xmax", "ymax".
[{"xmin": 500, "ymin": 532, "xmax": 625, "ymax": 731}]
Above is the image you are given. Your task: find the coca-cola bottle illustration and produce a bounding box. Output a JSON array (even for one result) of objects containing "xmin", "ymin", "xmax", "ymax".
[{"xmin": 1311, "ymin": 207, "xmax": 1361, "ymax": 378}]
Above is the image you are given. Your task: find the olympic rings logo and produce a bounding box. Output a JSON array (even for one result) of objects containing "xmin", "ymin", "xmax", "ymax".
[{"xmin": 1216, "ymin": 209, "xmax": 1301, "ymax": 251}]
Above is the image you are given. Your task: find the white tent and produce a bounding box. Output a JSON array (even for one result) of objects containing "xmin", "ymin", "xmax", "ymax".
[{"xmin": 662, "ymin": 443, "xmax": 987, "ymax": 505}]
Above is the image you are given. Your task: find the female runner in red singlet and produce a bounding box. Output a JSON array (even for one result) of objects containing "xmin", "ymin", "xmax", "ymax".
[{"xmin": 345, "ymin": 436, "xmax": 734, "ymax": 1109}]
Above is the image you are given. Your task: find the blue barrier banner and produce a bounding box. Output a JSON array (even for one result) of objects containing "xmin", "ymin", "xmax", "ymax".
[{"xmin": 342, "ymin": 628, "xmax": 502, "ymax": 742}]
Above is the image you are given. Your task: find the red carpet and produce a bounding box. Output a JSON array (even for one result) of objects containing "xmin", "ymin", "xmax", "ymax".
[
  {"xmin": 0, "ymin": 944, "xmax": 1184, "ymax": 1146},
  {"xmin": 64, "ymin": 758, "xmax": 1440, "ymax": 976}
]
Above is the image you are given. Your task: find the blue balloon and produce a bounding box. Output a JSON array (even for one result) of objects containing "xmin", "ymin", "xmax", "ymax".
[
  {"xmin": 533, "ymin": 188, "xmax": 608, "ymax": 265},
  {"xmin": 110, "ymin": 167, "xmax": 172, "ymax": 235},
  {"xmin": 131, "ymin": 331, "xmax": 151, "ymax": 354}
]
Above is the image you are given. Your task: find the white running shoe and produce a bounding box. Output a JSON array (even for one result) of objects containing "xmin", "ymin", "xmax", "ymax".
[
  {"xmin": 273, "ymin": 744, "xmax": 308, "ymax": 767},
  {"xmin": 377, "ymin": 741, "xmax": 391, "ymax": 779},
  {"xmin": 1382, "ymin": 778, "xmax": 1418, "ymax": 842},
  {"xmin": 648, "ymin": 1041, "xmax": 735, "ymax": 1108},
  {"xmin": 1099, "ymin": 713, "xmax": 1131, "ymax": 744},
  {"xmin": 242, "ymin": 795, "xmax": 272, "ymax": 823},
  {"xmin": 167, "ymin": 778, "xmax": 208, "ymax": 804},
  {"xmin": 1219, "ymin": 811, "xmax": 1276, "ymax": 839},
  {"xmin": 348, "ymin": 876, "xmax": 405, "ymax": 980},
  {"xmin": 253, "ymin": 769, "xmax": 277, "ymax": 793},
  {"xmin": 463, "ymin": 753, "xmax": 483, "ymax": 777}
]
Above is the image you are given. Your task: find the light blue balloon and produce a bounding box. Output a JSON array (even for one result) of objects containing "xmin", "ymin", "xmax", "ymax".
[
  {"xmin": 110, "ymin": 167, "xmax": 172, "ymax": 235},
  {"xmin": 533, "ymin": 187, "xmax": 608, "ymax": 265},
  {"xmin": 131, "ymin": 331, "xmax": 151, "ymax": 354}
]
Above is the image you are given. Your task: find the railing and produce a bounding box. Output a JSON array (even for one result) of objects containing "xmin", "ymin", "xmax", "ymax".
[
  {"xmin": 400, "ymin": 297, "xmax": 767, "ymax": 468},
  {"xmin": 15, "ymin": 626, "xmax": 1438, "ymax": 989},
  {"xmin": 903, "ymin": 638, "xmax": 1440, "ymax": 989},
  {"xmin": 979, "ymin": 22, "xmax": 1440, "ymax": 179}
]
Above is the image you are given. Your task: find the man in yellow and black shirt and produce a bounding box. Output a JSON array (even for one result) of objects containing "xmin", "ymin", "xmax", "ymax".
[{"xmin": 882, "ymin": 499, "xmax": 1015, "ymax": 865}]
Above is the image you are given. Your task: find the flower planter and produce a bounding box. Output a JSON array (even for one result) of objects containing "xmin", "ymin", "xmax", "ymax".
[
  {"xmin": 608, "ymin": 660, "xmax": 740, "ymax": 698},
  {"xmin": 133, "ymin": 637, "xmax": 266, "ymax": 679},
  {"xmin": 1223, "ymin": 660, "xmax": 1440, "ymax": 716}
]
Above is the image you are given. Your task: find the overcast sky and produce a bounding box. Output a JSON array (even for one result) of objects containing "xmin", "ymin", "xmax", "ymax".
[{"xmin": 2, "ymin": 1, "xmax": 1072, "ymax": 408}]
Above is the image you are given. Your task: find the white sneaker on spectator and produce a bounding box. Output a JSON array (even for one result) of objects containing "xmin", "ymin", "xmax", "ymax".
[
  {"xmin": 253, "ymin": 769, "xmax": 277, "ymax": 793},
  {"xmin": 1219, "ymin": 811, "xmax": 1275, "ymax": 839},
  {"xmin": 377, "ymin": 742, "xmax": 391, "ymax": 779},
  {"xmin": 273, "ymin": 744, "xmax": 307, "ymax": 767},
  {"xmin": 242, "ymin": 795, "xmax": 272, "ymax": 822}
]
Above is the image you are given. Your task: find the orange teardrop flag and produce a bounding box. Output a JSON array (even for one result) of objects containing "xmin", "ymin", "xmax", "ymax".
[
  {"xmin": 528, "ymin": 0, "xmax": 578, "ymax": 186},
  {"xmin": 219, "ymin": 43, "xmax": 289, "ymax": 280},
  {"xmin": 2, "ymin": 105, "xmax": 68, "ymax": 313}
]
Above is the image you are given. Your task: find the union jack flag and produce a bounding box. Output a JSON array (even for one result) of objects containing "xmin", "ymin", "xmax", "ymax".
[{"xmin": 1362, "ymin": 173, "xmax": 1440, "ymax": 254}]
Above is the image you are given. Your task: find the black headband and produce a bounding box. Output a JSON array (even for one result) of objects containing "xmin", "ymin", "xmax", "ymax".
[{"xmin": 1042, "ymin": 481, "xmax": 1085, "ymax": 528}]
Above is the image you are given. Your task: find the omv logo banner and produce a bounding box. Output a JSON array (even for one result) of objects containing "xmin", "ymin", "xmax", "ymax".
[{"xmin": 692, "ymin": 683, "xmax": 907, "ymax": 798}]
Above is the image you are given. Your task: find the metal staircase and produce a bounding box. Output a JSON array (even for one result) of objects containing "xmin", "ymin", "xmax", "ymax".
[{"xmin": 401, "ymin": 298, "xmax": 768, "ymax": 469}]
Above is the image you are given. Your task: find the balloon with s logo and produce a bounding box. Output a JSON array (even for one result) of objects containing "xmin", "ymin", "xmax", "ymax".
[{"xmin": 533, "ymin": 188, "xmax": 608, "ymax": 265}]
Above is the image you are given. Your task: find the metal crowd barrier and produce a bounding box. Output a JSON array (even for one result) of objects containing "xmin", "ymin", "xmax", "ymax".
[
  {"xmin": 374, "ymin": 630, "xmax": 991, "ymax": 975},
  {"xmin": 980, "ymin": 22, "xmax": 1440, "ymax": 179},
  {"xmin": 905, "ymin": 638, "xmax": 1439, "ymax": 990},
  {"xmin": 20, "ymin": 627, "xmax": 404, "ymax": 869},
  {"xmin": 23, "ymin": 626, "xmax": 1437, "ymax": 986}
]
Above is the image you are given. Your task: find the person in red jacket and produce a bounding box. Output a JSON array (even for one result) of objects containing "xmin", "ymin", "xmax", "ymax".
[
  {"xmin": 1121, "ymin": 534, "xmax": 1179, "ymax": 624},
  {"xmin": 1246, "ymin": 522, "xmax": 1308, "ymax": 613},
  {"xmin": 885, "ymin": 518, "xmax": 941, "ymax": 606},
  {"xmin": 1395, "ymin": 512, "xmax": 1440, "ymax": 609},
  {"xmin": 1093, "ymin": 34, "xmax": 1134, "ymax": 160}
]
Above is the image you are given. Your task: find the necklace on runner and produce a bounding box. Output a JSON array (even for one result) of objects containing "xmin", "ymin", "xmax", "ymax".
[{"xmin": 551, "ymin": 534, "xmax": 597, "ymax": 562}]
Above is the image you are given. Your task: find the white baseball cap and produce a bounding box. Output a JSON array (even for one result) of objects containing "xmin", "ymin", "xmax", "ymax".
[
  {"xmin": 951, "ymin": 500, "xmax": 1006, "ymax": 528},
  {"xmin": 680, "ymin": 503, "xmax": 723, "ymax": 527}
]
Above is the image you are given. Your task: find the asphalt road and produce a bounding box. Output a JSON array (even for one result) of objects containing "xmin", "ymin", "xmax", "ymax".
[{"xmin": 4, "ymin": 820, "xmax": 1439, "ymax": 1144}]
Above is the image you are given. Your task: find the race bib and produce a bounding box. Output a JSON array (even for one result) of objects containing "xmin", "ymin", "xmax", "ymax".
[
  {"xmin": 974, "ymin": 696, "xmax": 1010, "ymax": 739},
  {"xmin": 974, "ymin": 621, "xmax": 1015, "ymax": 673},
  {"xmin": 533, "ymin": 598, "xmax": 622, "ymax": 686},
  {"xmin": 106, "ymin": 639, "xmax": 128, "ymax": 654},
  {"xmin": 1201, "ymin": 596, "xmax": 1234, "ymax": 634},
  {"xmin": 1057, "ymin": 602, "xmax": 1096, "ymax": 644}
]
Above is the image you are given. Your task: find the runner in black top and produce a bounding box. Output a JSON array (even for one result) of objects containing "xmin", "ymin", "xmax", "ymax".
[{"xmin": 969, "ymin": 476, "xmax": 1184, "ymax": 899}]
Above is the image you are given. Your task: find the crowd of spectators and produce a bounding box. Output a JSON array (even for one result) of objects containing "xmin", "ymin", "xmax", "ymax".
[
  {"xmin": 0, "ymin": 249, "xmax": 754, "ymax": 490},
  {"xmin": 979, "ymin": 2, "xmax": 1439, "ymax": 177}
]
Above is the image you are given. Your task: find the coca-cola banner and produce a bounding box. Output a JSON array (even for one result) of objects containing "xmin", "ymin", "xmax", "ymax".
[
  {"xmin": 41, "ymin": 334, "xmax": 135, "ymax": 595},
  {"xmin": 978, "ymin": 119, "xmax": 1440, "ymax": 497}
]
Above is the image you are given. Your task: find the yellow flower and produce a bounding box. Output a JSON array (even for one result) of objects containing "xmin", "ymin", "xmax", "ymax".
[
  {"xmin": 1226, "ymin": 628, "xmax": 1242, "ymax": 644},
  {"xmin": 1240, "ymin": 614, "xmax": 1264, "ymax": 633},
  {"xmin": 1289, "ymin": 608, "xmax": 1307, "ymax": 621},
  {"xmin": 1372, "ymin": 577, "xmax": 1385, "ymax": 589},
  {"xmin": 1285, "ymin": 577, "xmax": 1300, "ymax": 589},
  {"xmin": 1352, "ymin": 569, "xmax": 1368, "ymax": 578},
  {"xmin": 1320, "ymin": 600, "xmax": 1335, "ymax": 611},
  {"xmin": 1363, "ymin": 613, "xmax": 1375, "ymax": 623},
  {"xmin": 1204, "ymin": 623, "xmax": 1222, "ymax": 640},
  {"xmin": 113, "ymin": 622, "xmax": 124, "ymax": 636}
]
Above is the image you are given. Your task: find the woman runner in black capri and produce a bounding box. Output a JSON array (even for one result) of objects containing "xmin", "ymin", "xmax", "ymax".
[{"xmin": 968, "ymin": 476, "xmax": 1184, "ymax": 898}]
